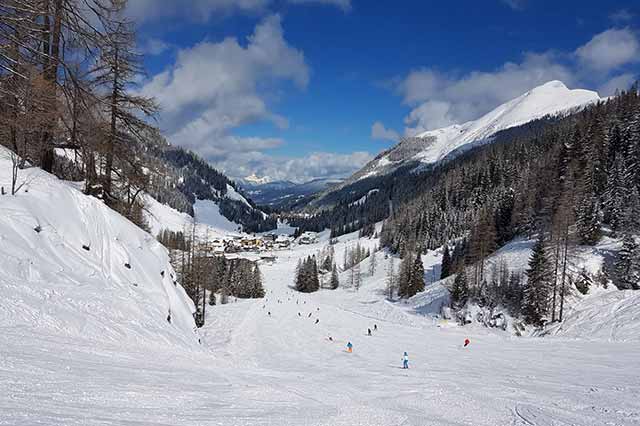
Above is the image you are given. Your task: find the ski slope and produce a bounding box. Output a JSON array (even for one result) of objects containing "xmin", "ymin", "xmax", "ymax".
[
  {"xmin": 2, "ymin": 219, "xmax": 639, "ymax": 425},
  {"xmin": 144, "ymin": 193, "xmax": 244, "ymax": 239},
  {"xmin": 1, "ymin": 156, "xmax": 639, "ymax": 425}
]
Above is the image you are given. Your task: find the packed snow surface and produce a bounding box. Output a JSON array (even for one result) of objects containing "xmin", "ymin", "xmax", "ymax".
[
  {"xmin": 144, "ymin": 193, "xmax": 242, "ymax": 239},
  {"xmin": 193, "ymin": 198, "xmax": 242, "ymax": 233},
  {"xmin": 1, "ymin": 157, "xmax": 638, "ymax": 424}
]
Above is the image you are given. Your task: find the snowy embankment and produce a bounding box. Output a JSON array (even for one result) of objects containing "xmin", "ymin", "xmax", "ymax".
[
  {"xmin": 457, "ymin": 236, "xmax": 640, "ymax": 341},
  {"xmin": 0, "ymin": 147, "xmax": 198, "ymax": 349},
  {"xmin": 143, "ymin": 193, "xmax": 242, "ymax": 239}
]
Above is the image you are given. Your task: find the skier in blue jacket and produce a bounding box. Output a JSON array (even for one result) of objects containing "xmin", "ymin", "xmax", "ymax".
[{"xmin": 402, "ymin": 352, "xmax": 409, "ymax": 369}]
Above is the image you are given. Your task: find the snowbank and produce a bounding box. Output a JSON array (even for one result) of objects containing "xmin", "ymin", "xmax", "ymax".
[
  {"xmin": 545, "ymin": 288, "xmax": 640, "ymax": 341},
  {"xmin": 0, "ymin": 146, "xmax": 198, "ymax": 349}
]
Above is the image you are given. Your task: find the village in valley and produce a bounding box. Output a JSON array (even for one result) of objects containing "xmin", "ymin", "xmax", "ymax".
[{"xmin": 204, "ymin": 230, "xmax": 317, "ymax": 256}]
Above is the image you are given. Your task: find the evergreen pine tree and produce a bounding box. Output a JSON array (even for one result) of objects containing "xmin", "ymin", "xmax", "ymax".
[
  {"xmin": 576, "ymin": 196, "xmax": 601, "ymax": 245},
  {"xmin": 308, "ymin": 256, "xmax": 320, "ymax": 292},
  {"xmin": 603, "ymin": 156, "xmax": 626, "ymax": 234},
  {"xmin": 353, "ymin": 262, "xmax": 361, "ymax": 291},
  {"xmin": 523, "ymin": 237, "xmax": 552, "ymax": 326},
  {"xmin": 625, "ymin": 188, "xmax": 640, "ymax": 232},
  {"xmin": 408, "ymin": 253, "xmax": 425, "ymax": 297},
  {"xmin": 296, "ymin": 256, "xmax": 320, "ymax": 293},
  {"xmin": 450, "ymin": 270, "xmax": 469, "ymax": 309},
  {"xmin": 386, "ymin": 256, "xmax": 396, "ymax": 300},
  {"xmin": 330, "ymin": 263, "xmax": 339, "ymax": 289},
  {"xmin": 321, "ymin": 254, "xmax": 332, "ymax": 273},
  {"xmin": 613, "ymin": 233, "xmax": 640, "ymax": 290},
  {"xmin": 295, "ymin": 258, "xmax": 306, "ymax": 292},
  {"xmin": 368, "ymin": 251, "xmax": 377, "ymax": 276},
  {"xmin": 440, "ymin": 244, "xmax": 452, "ymax": 279},
  {"xmin": 251, "ymin": 264, "xmax": 265, "ymax": 298},
  {"xmin": 398, "ymin": 252, "xmax": 415, "ymax": 298}
]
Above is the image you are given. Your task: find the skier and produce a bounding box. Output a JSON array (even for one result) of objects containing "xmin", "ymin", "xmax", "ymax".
[
  {"xmin": 402, "ymin": 352, "xmax": 409, "ymax": 369},
  {"xmin": 308, "ymin": 312, "xmax": 312, "ymax": 318},
  {"xmin": 166, "ymin": 310, "xmax": 172, "ymax": 324},
  {"xmin": 347, "ymin": 342, "xmax": 353, "ymax": 353},
  {"xmin": 367, "ymin": 328, "xmax": 372, "ymax": 336},
  {"xmin": 298, "ymin": 312, "xmax": 301, "ymax": 317},
  {"xmin": 315, "ymin": 319, "xmax": 319, "ymax": 324},
  {"xmin": 374, "ymin": 324, "xmax": 377, "ymax": 331},
  {"xmin": 328, "ymin": 336, "xmax": 333, "ymax": 342},
  {"xmin": 268, "ymin": 311, "xmax": 271, "ymax": 316},
  {"xmin": 464, "ymin": 338, "xmax": 470, "ymax": 348}
]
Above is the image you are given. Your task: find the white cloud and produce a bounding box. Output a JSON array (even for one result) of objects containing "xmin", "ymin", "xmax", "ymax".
[
  {"xmin": 371, "ymin": 121, "xmax": 400, "ymax": 142},
  {"xmin": 141, "ymin": 38, "xmax": 172, "ymax": 56},
  {"xmin": 610, "ymin": 9, "xmax": 634, "ymax": 23},
  {"xmin": 140, "ymin": 15, "xmax": 308, "ymax": 164},
  {"xmin": 216, "ymin": 151, "xmax": 372, "ymax": 183},
  {"xmin": 126, "ymin": 0, "xmax": 350, "ymax": 22},
  {"xmin": 138, "ymin": 13, "xmax": 363, "ymax": 182},
  {"xmin": 396, "ymin": 52, "xmax": 575, "ymax": 135},
  {"xmin": 501, "ymin": 0, "xmax": 527, "ymax": 10},
  {"xmin": 598, "ymin": 73, "xmax": 636, "ymax": 96},
  {"xmin": 126, "ymin": 0, "xmax": 269, "ymax": 22},
  {"xmin": 392, "ymin": 27, "xmax": 640, "ymax": 135},
  {"xmin": 287, "ymin": 0, "xmax": 352, "ymax": 12},
  {"xmin": 404, "ymin": 100, "xmax": 457, "ymax": 132},
  {"xmin": 576, "ymin": 28, "xmax": 640, "ymax": 72}
]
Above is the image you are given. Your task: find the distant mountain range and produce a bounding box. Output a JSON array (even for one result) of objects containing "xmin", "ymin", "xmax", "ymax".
[
  {"xmin": 237, "ymin": 177, "xmax": 344, "ymax": 209},
  {"xmin": 309, "ymin": 80, "xmax": 601, "ymax": 210}
]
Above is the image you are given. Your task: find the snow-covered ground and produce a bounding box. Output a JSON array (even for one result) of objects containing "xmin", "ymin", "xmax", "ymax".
[
  {"xmin": 2, "ymin": 149, "xmax": 639, "ymax": 425},
  {"xmin": 193, "ymin": 199, "xmax": 243, "ymax": 233},
  {"xmin": 0, "ymin": 148, "xmax": 197, "ymax": 349},
  {"xmin": 144, "ymin": 191, "xmax": 245, "ymax": 239}
]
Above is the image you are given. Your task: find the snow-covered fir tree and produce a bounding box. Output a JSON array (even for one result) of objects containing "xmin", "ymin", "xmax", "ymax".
[
  {"xmin": 397, "ymin": 251, "xmax": 424, "ymax": 298},
  {"xmin": 523, "ymin": 237, "xmax": 553, "ymax": 326},
  {"xmin": 440, "ymin": 244, "xmax": 452, "ymax": 280},
  {"xmin": 613, "ymin": 233, "xmax": 640, "ymax": 290},
  {"xmin": 295, "ymin": 256, "xmax": 320, "ymax": 293},
  {"xmin": 368, "ymin": 250, "xmax": 377, "ymax": 276},
  {"xmin": 450, "ymin": 270, "xmax": 469, "ymax": 309},
  {"xmin": 329, "ymin": 263, "xmax": 339, "ymax": 290}
]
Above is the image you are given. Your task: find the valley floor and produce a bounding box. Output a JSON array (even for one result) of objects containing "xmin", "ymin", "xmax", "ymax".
[{"xmin": 2, "ymin": 238, "xmax": 639, "ymax": 426}]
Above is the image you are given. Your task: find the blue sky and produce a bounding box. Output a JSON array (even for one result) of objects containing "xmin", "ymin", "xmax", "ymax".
[{"xmin": 130, "ymin": 0, "xmax": 639, "ymax": 182}]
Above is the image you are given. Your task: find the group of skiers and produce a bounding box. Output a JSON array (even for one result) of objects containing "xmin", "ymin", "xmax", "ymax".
[{"xmin": 263, "ymin": 290, "xmax": 471, "ymax": 370}]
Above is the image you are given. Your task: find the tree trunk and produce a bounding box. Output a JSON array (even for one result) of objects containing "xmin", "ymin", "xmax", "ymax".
[
  {"xmin": 551, "ymin": 234, "xmax": 560, "ymax": 322},
  {"xmin": 559, "ymin": 228, "xmax": 569, "ymax": 322},
  {"xmin": 104, "ymin": 47, "xmax": 119, "ymax": 196},
  {"xmin": 39, "ymin": 0, "xmax": 62, "ymax": 172}
]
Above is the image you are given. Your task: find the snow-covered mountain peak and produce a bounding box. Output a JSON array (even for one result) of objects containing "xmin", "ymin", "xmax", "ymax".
[
  {"xmin": 411, "ymin": 80, "xmax": 600, "ymax": 160},
  {"xmin": 244, "ymin": 173, "xmax": 271, "ymax": 185},
  {"xmin": 356, "ymin": 81, "xmax": 600, "ymax": 181}
]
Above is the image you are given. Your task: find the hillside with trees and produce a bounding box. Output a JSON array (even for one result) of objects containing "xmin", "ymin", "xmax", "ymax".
[{"xmin": 0, "ymin": 0, "xmax": 274, "ymax": 234}]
